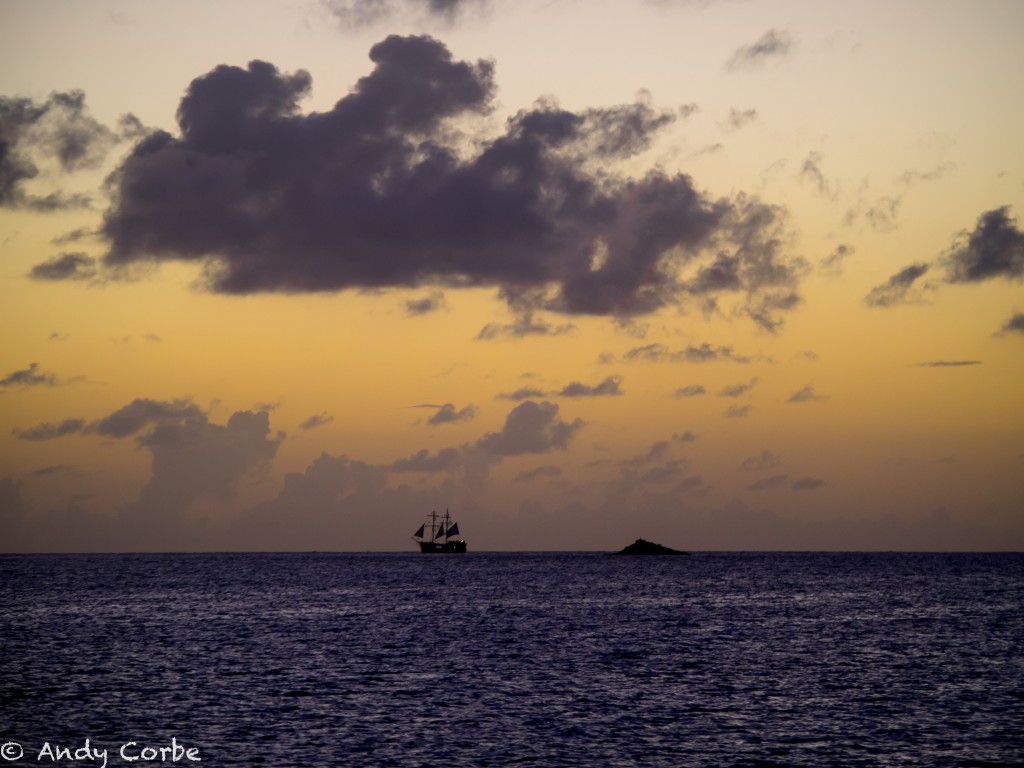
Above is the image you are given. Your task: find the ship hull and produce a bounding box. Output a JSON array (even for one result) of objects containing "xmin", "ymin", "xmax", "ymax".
[{"xmin": 418, "ymin": 540, "xmax": 467, "ymax": 554}]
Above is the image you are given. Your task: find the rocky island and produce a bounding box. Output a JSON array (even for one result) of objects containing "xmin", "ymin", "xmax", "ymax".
[{"xmin": 616, "ymin": 538, "xmax": 689, "ymax": 556}]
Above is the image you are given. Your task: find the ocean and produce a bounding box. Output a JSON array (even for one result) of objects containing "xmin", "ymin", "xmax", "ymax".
[{"xmin": 2, "ymin": 552, "xmax": 1022, "ymax": 767}]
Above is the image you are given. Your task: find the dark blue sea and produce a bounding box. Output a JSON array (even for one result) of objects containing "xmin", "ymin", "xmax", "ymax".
[{"xmin": 2, "ymin": 552, "xmax": 1022, "ymax": 767}]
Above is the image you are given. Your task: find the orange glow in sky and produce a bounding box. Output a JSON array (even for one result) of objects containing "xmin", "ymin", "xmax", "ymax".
[{"xmin": 2, "ymin": 0, "xmax": 1022, "ymax": 551}]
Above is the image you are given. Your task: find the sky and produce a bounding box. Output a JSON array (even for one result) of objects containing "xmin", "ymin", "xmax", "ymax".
[{"xmin": 1, "ymin": 0, "xmax": 1022, "ymax": 552}]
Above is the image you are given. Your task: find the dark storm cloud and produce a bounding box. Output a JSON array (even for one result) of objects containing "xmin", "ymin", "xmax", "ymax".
[
  {"xmin": 746, "ymin": 473, "xmax": 789, "ymax": 491},
  {"xmin": 427, "ymin": 403, "xmax": 476, "ymax": 425},
  {"xmin": 299, "ymin": 412, "xmax": 334, "ymax": 430},
  {"xmin": 683, "ymin": 342, "xmax": 752, "ymax": 363},
  {"xmin": 820, "ymin": 243, "xmax": 853, "ymax": 276},
  {"xmin": 744, "ymin": 289, "xmax": 801, "ymax": 333},
  {"xmin": 682, "ymin": 196, "xmax": 805, "ymax": 331},
  {"xmin": 387, "ymin": 446, "xmax": 463, "ymax": 471},
  {"xmin": 739, "ymin": 450, "xmax": 780, "ymax": 471},
  {"xmin": 474, "ymin": 400, "xmax": 583, "ymax": 456},
  {"xmin": 131, "ymin": 408, "xmax": 282, "ymax": 513},
  {"xmin": 724, "ymin": 404, "xmax": 751, "ymax": 418},
  {"xmin": 685, "ymin": 253, "xmax": 743, "ymax": 293},
  {"xmin": 87, "ymin": 398, "xmax": 207, "ymax": 441},
  {"xmin": 1, "ymin": 362, "xmax": 62, "ymax": 389},
  {"xmin": 624, "ymin": 343, "xmax": 671, "ymax": 362},
  {"xmin": 98, "ymin": 36, "xmax": 804, "ymax": 326},
  {"xmin": 942, "ymin": 207, "xmax": 1024, "ymax": 283},
  {"xmin": 726, "ymin": 29, "xmax": 794, "ymax": 71},
  {"xmin": 573, "ymin": 91, "xmax": 677, "ymax": 157},
  {"xmin": 914, "ymin": 360, "xmax": 982, "ymax": 368},
  {"xmin": 9, "ymin": 190, "xmax": 92, "ymax": 212},
  {"xmin": 496, "ymin": 386, "xmax": 547, "ymax": 401},
  {"xmin": 792, "ymin": 476, "xmax": 824, "ymax": 491},
  {"xmin": 388, "ymin": 399, "xmax": 581, "ymax": 481},
  {"xmin": 15, "ymin": 398, "xmax": 281, "ymax": 520},
  {"xmin": 996, "ymin": 313, "xmax": 1024, "ymax": 336},
  {"xmin": 404, "ymin": 290, "xmax": 446, "ymax": 315},
  {"xmin": 674, "ymin": 384, "xmax": 705, "ymax": 397},
  {"xmin": 16, "ymin": 399, "xmax": 228, "ymax": 442},
  {"xmin": 607, "ymin": 440, "xmax": 694, "ymax": 497},
  {"xmin": 327, "ymin": 0, "xmax": 490, "ymax": 27},
  {"xmin": 51, "ymin": 227, "xmax": 98, "ymax": 245},
  {"xmin": 624, "ymin": 342, "xmax": 752, "ymax": 363},
  {"xmin": 692, "ymin": 143, "xmax": 723, "ymax": 157},
  {"xmin": 0, "ymin": 90, "xmax": 124, "ymax": 211},
  {"xmin": 477, "ymin": 312, "xmax": 575, "ymax": 339},
  {"xmin": 866, "ymin": 207, "xmax": 1024, "ymax": 308},
  {"xmin": 717, "ymin": 378, "xmax": 756, "ymax": 397},
  {"xmin": 28, "ymin": 252, "xmax": 97, "ymax": 281},
  {"xmin": 236, "ymin": 452, "xmax": 400, "ymax": 551},
  {"xmin": 620, "ymin": 440, "xmax": 671, "ymax": 468},
  {"xmin": 13, "ymin": 418, "xmax": 86, "ymax": 441},
  {"xmin": 557, "ymin": 375, "xmax": 623, "ymax": 398},
  {"xmin": 864, "ymin": 263, "xmax": 930, "ymax": 307},
  {"xmin": 786, "ymin": 384, "xmax": 828, "ymax": 403},
  {"xmin": 117, "ymin": 113, "xmax": 150, "ymax": 142}
]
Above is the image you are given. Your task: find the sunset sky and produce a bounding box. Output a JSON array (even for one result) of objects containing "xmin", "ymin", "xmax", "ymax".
[{"xmin": 2, "ymin": 0, "xmax": 1022, "ymax": 552}]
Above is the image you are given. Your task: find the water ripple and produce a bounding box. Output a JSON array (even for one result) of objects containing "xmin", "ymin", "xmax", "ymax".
[{"xmin": 2, "ymin": 552, "xmax": 1022, "ymax": 767}]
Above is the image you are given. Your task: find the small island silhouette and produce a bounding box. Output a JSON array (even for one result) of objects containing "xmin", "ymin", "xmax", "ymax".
[{"xmin": 616, "ymin": 538, "xmax": 689, "ymax": 556}]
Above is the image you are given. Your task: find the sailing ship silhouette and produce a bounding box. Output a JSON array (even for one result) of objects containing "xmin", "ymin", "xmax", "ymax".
[{"xmin": 412, "ymin": 509, "xmax": 467, "ymax": 553}]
